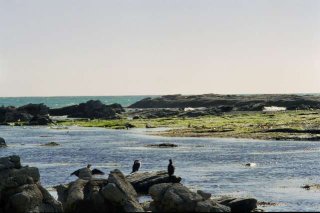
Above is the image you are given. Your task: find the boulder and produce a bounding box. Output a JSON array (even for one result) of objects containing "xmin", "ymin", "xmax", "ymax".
[
  {"xmin": 0, "ymin": 137, "xmax": 6, "ymax": 148},
  {"xmin": 107, "ymin": 169, "xmax": 144, "ymax": 212},
  {"xmin": 149, "ymin": 183, "xmax": 230, "ymax": 212},
  {"xmin": 0, "ymin": 155, "xmax": 62, "ymax": 213},
  {"xmin": 126, "ymin": 171, "xmax": 182, "ymax": 193},
  {"xmin": 55, "ymin": 170, "xmax": 144, "ymax": 213},
  {"xmin": 217, "ymin": 197, "xmax": 257, "ymax": 212}
]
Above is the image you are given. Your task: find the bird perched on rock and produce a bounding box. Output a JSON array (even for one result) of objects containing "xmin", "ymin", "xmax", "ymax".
[
  {"xmin": 168, "ymin": 159, "xmax": 175, "ymax": 177},
  {"xmin": 131, "ymin": 160, "xmax": 141, "ymax": 173},
  {"xmin": 70, "ymin": 164, "xmax": 105, "ymax": 179}
]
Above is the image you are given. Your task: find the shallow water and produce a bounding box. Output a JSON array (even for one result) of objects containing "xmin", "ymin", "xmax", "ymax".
[{"xmin": 1, "ymin": 126, "xmax": 320, "ymax": 211}]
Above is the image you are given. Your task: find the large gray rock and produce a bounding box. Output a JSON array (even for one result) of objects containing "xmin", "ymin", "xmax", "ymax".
[
  {"xmin": 0, "ymin": 137, "xmax": 6, "ymax": 148},
  {"xmin": 217, "ymin": 197, "xmax": 257, "ymax": 212},
  {"xmin": 0, "ymin": 155, "xmax": 63, "ymax": 213},
  {"xmin": 107, "ymin": 169, "xmax": 144, "ymax": 212},
  {"xmin": 126, "ymin": 171, "xmax": 182, "ymax": 193},
  {"xmin": 55, "ymin": 170, "xmax": 144, "ymax": 213},
  {"xmin": 149, "ymin": 183, "xmax": 230, "ymax": 212}
]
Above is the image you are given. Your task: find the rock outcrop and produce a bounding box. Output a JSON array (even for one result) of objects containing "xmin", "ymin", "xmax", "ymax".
[
  {"xmin": 129, "ymin": 94, "xmax": 320, "ymax": 111},
  {"xmin": 0, "ymin": 137, "xmax": 6, "ymax": 148},
  {"xmin": 49, "ymin": 100, "xmax": 124, "ymax": 119},
  {"xmin": 126, "ymin": 171, "xmax": 182, "ymax": 193},
  {"xmin": 0, "ymin": 155, "xmax": 62, "ymax": 213},
  {"xmin": 55, "ymin": 169, "xmax": 144, "ymax": 213},
  {"xmin": 215, "ymin": 197, "xmax": 258, "ymax": 212},
  {"xmin": 149, "ymin": 183, "xmax": 231, "ymax": 212},
  {"xmin": 0, "ymin": 104, "xmax": 51, "ymax": 125}
]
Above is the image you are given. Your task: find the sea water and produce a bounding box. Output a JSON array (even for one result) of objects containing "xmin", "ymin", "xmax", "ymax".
[
  {"xmin": 0, "ymin": 96, "xmax": 151, "ymax": 108},
  {"xmin": 1, "ymin": 126, "xmax": 320, "ymax": 211}
]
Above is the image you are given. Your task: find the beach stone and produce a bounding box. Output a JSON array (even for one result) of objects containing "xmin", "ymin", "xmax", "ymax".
[
  {"xmin": 195, "ymin": 200, "xmax": 231, "ymax": 212},
  {"xmin": 0, "ymin": 137, "xmax": 6, "ymax": 147}
]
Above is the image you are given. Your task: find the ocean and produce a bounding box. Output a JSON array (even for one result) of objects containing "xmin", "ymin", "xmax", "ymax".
[{"xmin": 0, "ymin": 96, "xmax": 152, "ymax": 108}]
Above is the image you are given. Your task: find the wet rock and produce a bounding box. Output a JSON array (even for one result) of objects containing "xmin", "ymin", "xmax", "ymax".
[
  {"xmin": 301, "ymin": 184, "xmax": 320, "ymax": 190},
  {"xmin": 218, "ymin": 197, "xmax": 257, "ymax": 212},
  {"xmin": 0, "ymin": 155, "xmax": 62, "ymax": 213},
  {"xmin": 145, "ymin": 143, "xmax": 178, "ymax": 148},
  {"xmin": 126, "ymin": 171, "xmax": 182, "ymax": 194},
  {"xmin": 41, "ymin": 142, "xmax": 60, "ymax": 147},
  {"xmin": 0, "ymin": 137, "xmax": 6, "ymax": 148},
  {"xmin": 149, "ymin": 183, "xmax": 230, "ymax": 212}
]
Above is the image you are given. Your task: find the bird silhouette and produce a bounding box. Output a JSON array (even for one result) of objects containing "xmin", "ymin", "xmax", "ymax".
[
  {"xmin": 168, "ymin": 159, "xmax": 175, "ymax": 177},
  {"xmin": 131, "ymin": 160, "xmax": 141, "ymax": 173},
  {"xmin": 70, "ymin": 164, "xmax": 105, "ymax": 179}
]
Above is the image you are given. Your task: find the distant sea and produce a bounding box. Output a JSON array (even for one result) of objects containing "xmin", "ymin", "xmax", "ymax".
[{"xmin": 0, "ymin": 96, "xmax": 152, "ymax": 108}]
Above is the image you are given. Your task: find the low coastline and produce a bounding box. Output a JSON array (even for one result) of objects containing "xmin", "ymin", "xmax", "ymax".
[{"xmin": 56, "ymin": 110, "xmax": 320, "ymax": 141}]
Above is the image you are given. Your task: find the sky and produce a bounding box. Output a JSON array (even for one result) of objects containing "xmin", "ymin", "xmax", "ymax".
[{"xmin": 0, "ymin": 0, "xmax": 319, "ymax": 97}]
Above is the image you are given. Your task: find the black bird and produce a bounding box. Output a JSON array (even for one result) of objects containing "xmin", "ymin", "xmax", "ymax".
[
  {"xmin": 168, "ymin": 159, "xmax": 175, "ymax": 177},
  {"xmin": 70, "ymin": 164, "xmax": 105, "ymax": 179},
  {"xmin": 131, "ymin": 160, "xmax": 141, "ymax": 173}
]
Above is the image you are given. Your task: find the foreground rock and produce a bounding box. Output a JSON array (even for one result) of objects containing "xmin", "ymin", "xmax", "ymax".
[
  {"xmin": 126, "ymin": 171, "xmax": 182, "ymax": 193},
  {"xmin": 55, "ymin": 169, "xmax": 144, "ymax": 213},
  {"xmin": 216, "ymin": 197, "xmax": 258, "ymax": 212},
  {"xmin": 0, "ymin": 155, "xmax": 62, "ymax": 213},
  {"xmin": 129, "ymin": 94, "xmax": 320, "ymax": 111},
  {"xmin": 0, "ymin": 137, "xmax": 6, "ymax": 147},
  {"xmin": 149, "ymin": 183, "xmax": 231, "ymax": 212},
  {"xmin": 49, "ymin": 100, "xmax": 124, "ymax": 119}
]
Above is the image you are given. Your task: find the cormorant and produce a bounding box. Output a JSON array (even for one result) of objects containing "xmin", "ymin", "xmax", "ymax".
[
  {"xmin": 131, "ymin": 160, "xmax": 141, "ymax": 173},
  {"xmin": 70, "ymin": 164, "xmax": 105, "ymax": 179},
  {"xmin": 168, "ymin": 159, "xmax": 175, "ymax": 177}
]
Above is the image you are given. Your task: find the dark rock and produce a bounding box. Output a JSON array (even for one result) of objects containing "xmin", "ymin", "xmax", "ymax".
[
  {"xmin": 149, "ymin": 183, "xmax": 230, "ymax": 212},
  {"xmin": 49, "ymin": 100, "xmax": 123, "ymax": 119},
  {"xmin": 0, "ymin": 155, "xmax": 62, "ymax": 213},
  {"xmin": 29, "ymin": 115, "xmax": 52, "ymax": 125},
  {"xmin": 126, "ymin": 171, "xmax": 182, "ymax": 194},
  {"xmin": 301, "ymin": 184, "xmax": 320, "ymax": 190},
  {"xmin": 145, "ymin": 143, "xmax": 178, "ymax": 148},
  {"xmin": 129, "ymin": 94, "xmax": 320, "ymax": 111},
  {"xmin": 41, "ymin": 142, "xmax": 60, "ymax": 147},
  {"xmin": 218, "ymin": 197, "xmax": 257, "ymax": 212},
  {"xmin": 17, "ymin": 104, "xmax": 49, "ymax": 116},
  {"xmin": 0, "ymin": 137, "xmax": 6, "ymax": 148}
]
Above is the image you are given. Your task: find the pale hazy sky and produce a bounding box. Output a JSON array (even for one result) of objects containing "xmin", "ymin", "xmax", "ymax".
[{"xmin": 0, "ymin": 0, "xmax": 319, "ymax": 97}]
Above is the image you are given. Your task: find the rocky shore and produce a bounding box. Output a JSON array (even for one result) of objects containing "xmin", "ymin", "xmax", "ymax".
[
  {"xmin": 1, "ymin": 155, "xmax": 260, "ymax": 212},
  {"xmin": 129, "ymin": 94, "xmax": 320, "ymax": 111}
]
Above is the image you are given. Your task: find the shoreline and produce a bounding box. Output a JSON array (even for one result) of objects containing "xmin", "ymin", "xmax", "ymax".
[{"xmin": 55, "ymin": 109, "xmax": 320, "ymax": 141}]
